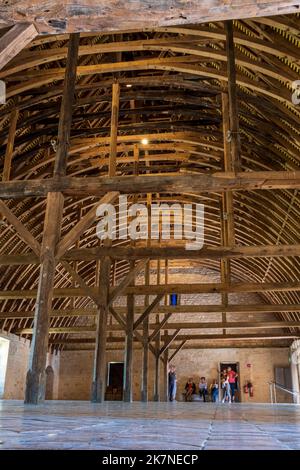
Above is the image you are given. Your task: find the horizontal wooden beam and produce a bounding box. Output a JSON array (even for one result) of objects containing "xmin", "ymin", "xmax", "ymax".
[
  {"xmin": 2, "ymin": 243, "xmax": 300, "ymax": 266},
  {"xmin": 62, "ymin": 343, "xmax": 290, "ymax": 351},
  {"xmin": 2, "ymin": 303, "xmax": 300, "ymax": 319},
  {"xmin": 2, "ymin": 281, "xmax": 300, "ymax": 301},
  {"xmin": 1, "ymin": 171, "xmax": 300, "ymax": 199},
  {"xmin": 14, "ymin": 321, "xmax": 300, "ymax": 335},
  {"xmin": 63, "ymin": 244, "xmax": 300, "ymax": 261},
  {"xmin": 1, "ymin": 2, "xmax": 299, "ymax": 34},
  {"xmin": 48, "ymin": 332, "xmax": 298, "ymax": 344}
]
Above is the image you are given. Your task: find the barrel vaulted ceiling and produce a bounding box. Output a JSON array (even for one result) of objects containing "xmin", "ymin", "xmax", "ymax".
[{"xmin": 0, "ymin": 13, "xmax": 300, "ymax": 349}]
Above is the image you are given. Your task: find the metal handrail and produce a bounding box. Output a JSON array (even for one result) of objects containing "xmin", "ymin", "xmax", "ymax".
[{"xmin": 268, "ymin": 381, "xmax": 300, "ymax": 404}]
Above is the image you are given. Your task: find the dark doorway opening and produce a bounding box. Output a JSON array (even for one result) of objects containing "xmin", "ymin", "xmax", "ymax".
[
  {"xmin": 106, "ymin": 362, "xmax": 124, "ymax": 400},
  {"xmin": 220, "ymin": 362, "xmax": 240, "ymax": 402}
]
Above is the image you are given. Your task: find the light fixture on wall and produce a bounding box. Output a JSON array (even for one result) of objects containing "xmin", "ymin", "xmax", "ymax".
[{"xmin": 141, "ymin": 138, "xmax": 149, "ymax": 145}]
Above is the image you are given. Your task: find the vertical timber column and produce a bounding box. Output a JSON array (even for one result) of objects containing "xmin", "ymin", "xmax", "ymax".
[
  {"xmin": 108, "ymin": 82, "xmax": 120, "ymax": 177},
  {"xmin": 141, "ymin": 260, "xmax": 150, "ymax": 402},
  {"xmin": 25, "ymin": 192, "xmax": 64, "ymax": 404},
  {"xmin": 225, "ymin": 20, "xmax": 241, "ymax": 173},
  {"xmin": 91, "ymin": 254, "xmax": 111, "ymax": 402},
  {"xmin": 25, "ymin": 34, "xmax": 79, "ymax": 404},
  {"xmin": 153, "ymin": 314, "xmax": 161, "ymax": 402},
  {"xmin": 2, "ymin": 107, "xmax": 19, "ymax": 182},
  {"xmin": 163, "ymin": 335, "xmax": 169, "ymax": 402},
  {"xmin": 141, "ymin": 191, "xmax": 151, "ymax": 402},
  {"xmin": 221, "ymin": 20, "xmax": 240, "ymax": 338},
  {"xmin": 124, "ymin": 261, "xmax": 135, "ymax": 402}
]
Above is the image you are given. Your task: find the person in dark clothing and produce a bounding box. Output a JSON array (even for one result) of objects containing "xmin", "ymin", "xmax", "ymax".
[
  {"xmin": 210, "ymin": 379, "xmax": 219, "ymax": 402},
  {"xmin": 168, "ymin": 365, "xmax": 177, "ymax": 401},
  {"xmin": 184, "ymin": 377, "xmax": 196, "ymax": 401},
  {"xmin": 199, "ymin": 377, "xmax": 208, "ymax": 402}
]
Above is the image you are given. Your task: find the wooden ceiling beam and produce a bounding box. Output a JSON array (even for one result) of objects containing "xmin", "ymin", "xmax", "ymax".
[
  {"xmin": 47, "ymin": 332, "xmax": 299, "ymax": 344},
  {"xmin": 4, "ymin": 304, "xmax": 300, "ymax": 320},
  {"xmin": 2, "ymin": 280, "xmax": 300, "ymax": 300},
  {"xmin": 0, "ymin": 23, "xmax": 37, "ymax": 71},
  {"xmin": 1, "ymin": 171, "xmax": 300, "ymax": 199},
  {"xmin": 1, "ymin": 2, "xmax": 299, "ymax": 34},
  {"xmin": 13, "ymin": 321, "xmax": 300, "ymax": 335},
  {"xmin": 3, "ymin": 303, "xmax": 300, "ymax": 319}
]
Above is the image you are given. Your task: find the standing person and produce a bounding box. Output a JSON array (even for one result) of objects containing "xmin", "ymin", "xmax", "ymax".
[
  {"xmin": 221, "ymin": 373, "xmax": 231, "ymax": 403},
  {"xmin": 199, "ymin": 377, "xmax": 208, "ymax": 402},
  {"xmin": 227, "ymin": 367, "xmax": 238, "ymax": 402},
  {"xmin": 210, "ymin": 379, "xmax": 219, "ymax": 402},
  {"xmin": 168, "ymin": 365, "xmax": 177, "ymax": 401},
  {"xmin": 184, "ymin": 377, "xmax": 196, "ymax": 401}
]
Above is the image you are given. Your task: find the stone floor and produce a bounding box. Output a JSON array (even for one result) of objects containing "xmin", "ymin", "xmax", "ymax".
[{"xmin": 0, "ymin": 400, "xmax": 300, "ymax": 450}]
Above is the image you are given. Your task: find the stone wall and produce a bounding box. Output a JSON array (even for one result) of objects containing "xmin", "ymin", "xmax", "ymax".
[
  {"xmin": 57, "ymin": 347, "xmax": 290, "ymax": 403},
  {"xmin": 0, "ymin": 332, "xmax": 60, "ymax": 400},
  {"xmin": 1, "ymin": 332, "xmax": 30, "ymax": 399}
]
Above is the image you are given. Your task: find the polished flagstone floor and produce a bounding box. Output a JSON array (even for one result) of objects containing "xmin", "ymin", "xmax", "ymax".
[{"xmin": 0, "ymin": 400, "xmax": 300, "ymax": 450}]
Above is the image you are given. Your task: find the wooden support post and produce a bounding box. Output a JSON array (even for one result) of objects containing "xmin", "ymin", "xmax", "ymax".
[
  {"xmin": 123, "ymin": 261, "xmax": 135, "ymax": 402},
  {"xmin": 163, "ymin": 337, "xmax": 169, "ymax": 402},
  {"xmin": 153, "ymin": 314, "xmax": 161, "ymax": 402},
  {"xmin": 221, "ymin": 86, "xmax": 236, "ymax": 333},
  {"xmin": 108, "ymin": 82, "xmax": 120, "ymax": 177},
  {"xmin": 24, "ymin": 192, "xmax": 64, "ymax": 404},
  {"xmin": 225, "ymin": 20, "xmax": 241, "ymax": 173},
  {"xmin": 53, "ymin": 34, "xmax": 80, "ymax": 177},
  {"xmin": 24, "ymin": 33, "xmax": 79, "ymax": 405},
  {"xmin": 141, "ymin": 261, "xmax": 150, "ymax": 402},
  {"xmin": 2, "ymin": 108, "xmax": 19, "ymax": 182},
  {"xmin": 91, "ymin": 255, "xmax": 110, "ymax": 402}
]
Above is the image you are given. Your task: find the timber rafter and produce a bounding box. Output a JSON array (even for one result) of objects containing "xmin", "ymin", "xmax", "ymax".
[{"xmin": 1, "ymin": 13, "xmax": 300, "ymax": 351}]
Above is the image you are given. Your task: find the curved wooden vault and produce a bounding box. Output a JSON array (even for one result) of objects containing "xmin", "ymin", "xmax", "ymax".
[{"xmin": 0, "ymin": 9, "xmax": 300, "ymax": 403}]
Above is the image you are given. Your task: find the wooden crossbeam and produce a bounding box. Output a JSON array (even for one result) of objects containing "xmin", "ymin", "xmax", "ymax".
[
  {"xmin": 1, "ymin": 2, "xmax": 299, "ymax": 34},
  {"xmin": 60, "ymin": 261, "xmax": 100, "ymax": 306},
  {"xmin": 4, "ymin": 243, "xmax": 300, "ymax": 266},
  {"xmin": 168, "ymin": 340, "xmax": 187, "ymax": 362},
  {"xmin": 2, "ymin": 171, "xmax": 300, "ymax": 199},
  {"xmin": 0, "ymin": 200, "xmax": 41, "ymax": 256},
  {"xmin": 108, "ymin": 259, "xmax": 149, "ymax": 304},
  {"xmin": 3, "ymin": 303, "xmax": 300, "ymax": 320},
  {"xmin": 159, "ymin": 329, "xmax": 181, "ymax": 356},
  {"xmin": 56, "ymin": 191, "xmax": 119, "ymax": 259},
  {"xmin": 3, "ymin": 281, "xmax": 300, "ymax": 300},
  {"xmin": 0, "ymin": 23, "xmax": 37, "ymax": 71},
  {"xmin": 47, "ymin": 332, "xmax": 299, "ymax": 344},
  {"xmin": 15, "ymin": 320, "xmax": 300, "ymax": 335},
  {"xmin": 148, "ymin": 313, "xmax": 174, "ymax": 342},
  {"xmin": 133, "ymin": 293, "xmax": 164, "ymax": 331}
]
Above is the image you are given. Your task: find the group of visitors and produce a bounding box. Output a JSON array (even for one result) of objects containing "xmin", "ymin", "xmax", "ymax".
[
  {"xmin": 168, "ymin": 365, "xmax": 238, "ymax": 403},
  {"xmin": 184, "ymin": 377, "xmax": 219, "ymax": 402}
]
